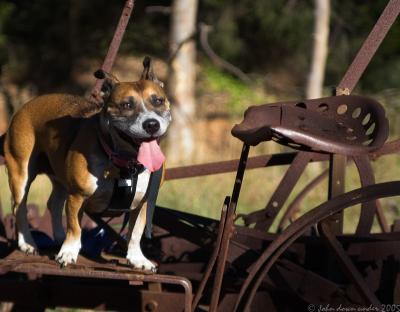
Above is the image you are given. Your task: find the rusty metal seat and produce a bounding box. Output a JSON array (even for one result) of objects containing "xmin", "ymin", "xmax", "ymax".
[{"xmin": 231, "ymin": 95, "xmax": 389, "ymax": 156}]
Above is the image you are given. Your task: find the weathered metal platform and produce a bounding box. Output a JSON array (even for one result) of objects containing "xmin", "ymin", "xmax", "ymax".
[{"xmin": 0, "ymin": 249, "xmax": 192, "ymax": 311}]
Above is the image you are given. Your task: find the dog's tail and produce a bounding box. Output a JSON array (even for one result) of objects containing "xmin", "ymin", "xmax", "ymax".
[{"xmin": 0, "ymin": 133, "xmax": 5, "ymax": 157}]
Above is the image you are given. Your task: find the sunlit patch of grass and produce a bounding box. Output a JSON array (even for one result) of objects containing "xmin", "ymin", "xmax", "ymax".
[
  {"xmin": 159, "ymin": 153, "xmax": 400, "ymax": 234},
  {"xmin": 158, "ymin": 166, "xmax": 285, "ymax": 221},
  {"xmin": 199, "ymin": 63, "xmax": 272, "ymax": 116},
  {"xmin": 0, "ymin": 167, "xmax": 52, "ymax": 215}
]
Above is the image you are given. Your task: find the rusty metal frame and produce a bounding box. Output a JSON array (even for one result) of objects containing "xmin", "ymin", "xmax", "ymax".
[
  {"xmin": 192, "ymin": 197, "xmax": 230, "ymax": 309},
  {"xmin": 318, "ymin": 222, "xmax": 380, "ymax": 305},
  {"xmin": 0, "ymin": 0, "xmax": 400, "ymax": 311},
  {"xmin": 337, "ymin": 0, "xmax": 400, "ymax": 93},
  {"xmin": 233, "ymin": 181, "xmax": 400, "ymax": 311},
  {"xmin": 88, "ymin": 0, "xmax": 135, "ymax": 105},
  {"xmin": 194, "ymin": 1, "xmax": 400, "ymax": 309},
  {"xmin": 277, "ymin": 156, "xmax": 390, "ymax": 234},
  {"xmin": 209, "ymin": 144, "xmax": 249, "ymax": 311},
  {"xmin": 1, "ymin": 253, "xmax": 193, "ymax": 312},
  {"xmin": 277, "ymin": 168, "xmax": 328, "ymax": 231}
]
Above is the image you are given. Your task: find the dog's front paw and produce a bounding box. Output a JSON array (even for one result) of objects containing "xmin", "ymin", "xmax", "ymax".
[
  {"xmin": 18, "ymin": 233, "xmax": 37, "ymax": 255},
  {"xmin": 127, "ymin": 253, "xmax": 157, "ymax": 273},
  {"xmin": 56, "ymin": 240, "xmax": 81, "ymax": 267},
  {"xmin": 19, "ymin": 241, "xmax": 37, "ymax": 255}
]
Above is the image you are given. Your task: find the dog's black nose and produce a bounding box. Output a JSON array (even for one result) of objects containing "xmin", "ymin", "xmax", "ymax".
[{"xmin": 143, "ymin": 119, "xmax": 160, "ymax": 135}]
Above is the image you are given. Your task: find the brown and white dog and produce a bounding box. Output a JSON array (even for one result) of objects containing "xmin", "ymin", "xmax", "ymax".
[{"xmin": 0, "ymin": 57, "xmax": 171, "ymax": 271}]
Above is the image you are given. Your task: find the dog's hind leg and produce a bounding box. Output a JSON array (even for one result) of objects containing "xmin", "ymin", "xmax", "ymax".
[
  {"xmin": 6, "ymin": 158, "xmax": 37, "ymax": 254},
  {"xmin": 4, "ymin": 115, "xmax": 38, "ymax": 254},
  {"xmin": 126, "ymin": 202, "xmax": 157, "ymax": 272},
  {"xmin": 47, "ymin": 179, "xmax": 67, "ymax": 245},
  {"xmin": 15, "ymin": 193, "xmax": 37, "ymax": 254}
]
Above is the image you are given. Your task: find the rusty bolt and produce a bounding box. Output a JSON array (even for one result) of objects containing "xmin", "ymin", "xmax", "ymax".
[
  {"xmin": 265, "ymin": 210, "xmax": 274, "ymax": 217},
  {"xmin": 145, "ymin": 300, "xmax": 158, "ymax": 311}
]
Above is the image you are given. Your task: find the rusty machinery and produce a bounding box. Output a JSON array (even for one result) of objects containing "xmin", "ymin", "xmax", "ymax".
[{"xmin": 1, "ymin": 0, "xmax": 400, "ymax": 311}]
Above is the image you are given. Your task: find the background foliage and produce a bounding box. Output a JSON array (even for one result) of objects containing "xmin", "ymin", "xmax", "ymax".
[{"xmin": 0, "ymin": 0, "xmax": 400, "ymax": 93}]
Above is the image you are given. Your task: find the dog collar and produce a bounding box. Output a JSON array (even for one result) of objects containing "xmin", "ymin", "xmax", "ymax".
[{"xmin": 98, "ymin": 133, "xmax": 140, "ymax": 169}]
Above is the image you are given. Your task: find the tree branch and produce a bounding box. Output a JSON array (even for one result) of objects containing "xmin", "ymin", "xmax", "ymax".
[
  {"xmin": 145, "ymin": 6, "xmax": 171, "ymax": 15},
  {"xmin": 168, "ymin": 31, "xmax": 197, "ymax": 64},
  {"xmin": 199, "ymin": 23, "xmax": 252, "ymax": 84}
]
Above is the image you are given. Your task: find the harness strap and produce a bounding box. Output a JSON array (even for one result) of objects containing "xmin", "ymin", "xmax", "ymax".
[
  {"xmin": 144, "ymin": 164, "xmax": 164, "ymax": 238},
  {"xmin": 107, "ymin": 166, "xmax": 142, "ymax": 213},
  {"xmin": 98, "ymin": 132, "xmax": 139, "ymax": 168}
]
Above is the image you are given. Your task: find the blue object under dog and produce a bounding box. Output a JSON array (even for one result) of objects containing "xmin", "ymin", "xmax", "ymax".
[{"xmin": 31, "ymin": 227, "xmax": 113, "ymax": 258}]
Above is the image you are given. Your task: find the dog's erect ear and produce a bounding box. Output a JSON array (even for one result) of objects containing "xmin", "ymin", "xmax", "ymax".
[
  {"xmin": 94, "ymin": 69, "xmax": 120, "ymax": 99},
  {"xmin": 70, "ymin": 70, "xmax": 120, "ymax": 119},
  {"xmin": 140, "ymin": 56, "xmax": 164, "ymax": 88}
]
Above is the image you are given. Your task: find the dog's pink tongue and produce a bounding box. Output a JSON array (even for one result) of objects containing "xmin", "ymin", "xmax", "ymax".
[{"xmin": 138, "ymin": 140, "xmax": 165, "ymax": 172}]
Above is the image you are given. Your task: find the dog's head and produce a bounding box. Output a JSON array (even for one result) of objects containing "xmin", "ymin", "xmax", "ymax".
[{"xmin": 95, "ymin": 57, "xmax": 171, "ymax": 140}]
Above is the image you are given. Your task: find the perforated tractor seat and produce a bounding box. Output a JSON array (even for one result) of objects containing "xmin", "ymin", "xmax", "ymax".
[{"xmin": 232, "ymin": 95, "xmax": 389, "ymax": 156}]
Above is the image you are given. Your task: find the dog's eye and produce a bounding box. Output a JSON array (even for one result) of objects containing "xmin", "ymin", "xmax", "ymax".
[
  {"xmin": 121, "ymin": 102, "xmax": 133, "ymax": 110},
  {"xmin": 152, "ymin": 96, "xmax": 164, "ymax": 106}
]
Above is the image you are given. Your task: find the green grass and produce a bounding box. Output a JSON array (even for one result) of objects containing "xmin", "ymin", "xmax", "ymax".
[
  {"xmin": 0, "ymin": 167, "xmax": 52, "ymax": 215},
  {"xmin": 158, "ymin": 152, "xmax": 400, "ymax": 234},
  {"xmin": 198, "ymin": 63, "xmax": 272, "ymax": 116}
]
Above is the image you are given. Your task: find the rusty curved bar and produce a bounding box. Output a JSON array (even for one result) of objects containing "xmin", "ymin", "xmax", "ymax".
[
  {"xmin": 277, "ymin": 168, "xmax": 328, "ymax": 231},
  {"xmin": 375, "ymin": 200, "xmax": 390, "ymax": 233},
  {"xmin": 233, "ymin": 181, "xmax": 400, "ymax": 311},
  {"xmin": 353, "ymin": 155, "xmax": 376, "ymax": 234},
  {"xmin": 144, "ymin": 275, "xmax": 193, "ymax": 312},
  {"xmin": 278, "ymin": 155, "xmax": 390, "ymax": 233},
  {"xmin": 353, "ymin": 155, "xmax": 387, "ymax": 234},
  {"xmin": 253, "ymin": 152, "xmax": 312, "ymax": 230}
]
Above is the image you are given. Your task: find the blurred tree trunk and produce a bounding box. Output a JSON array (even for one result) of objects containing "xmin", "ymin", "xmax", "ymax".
[
  {"xmin": 167, "ymin": 0, "xmax": 198, "ymax": 164},
  {"xmin": 306, "ymin": 0, "xmax": 330, "ymax": 99}
]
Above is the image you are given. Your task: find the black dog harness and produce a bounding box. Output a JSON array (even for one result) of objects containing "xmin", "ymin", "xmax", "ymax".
[
  {"xmin": 109, "ymin": 165, "xmax": 145, "ymax": 213},
  {"xmin": 98, "ymin": 133, "xmax": 163, "ymax": 238},
  {"xmin": 98, "ymin": 134, "xmax": 144, "ymax": 213}
]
